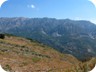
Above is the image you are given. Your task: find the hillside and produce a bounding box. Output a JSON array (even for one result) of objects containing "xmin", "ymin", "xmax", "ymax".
[
  {"xmin": 0, "ymin": 34, "xmax": 96, "ymax": 72},
  {"xmin": 0, "ymin": 35, "xmax": 79, "ymax": 72},
  {"xmin": 0, "ymin": 17, "xmax": 96, "ymax": 61},
  {"xmin": 0, "ymin": 35, "xmax": 95, "ymax": 72}
]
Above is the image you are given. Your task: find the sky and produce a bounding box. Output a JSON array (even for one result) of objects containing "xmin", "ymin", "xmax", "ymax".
[{"xmin": 0, "ymin": 0, "xmax": 96, "ymax": 23}]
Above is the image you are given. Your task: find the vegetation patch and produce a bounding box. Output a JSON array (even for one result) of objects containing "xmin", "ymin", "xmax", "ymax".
[
  {"xmin": 32, "ymin": 57, "xmax": 41, "ymax": 63},
  {"xmin": 4, "ymin": 64, "xmax": 12, "ymax": 71}
]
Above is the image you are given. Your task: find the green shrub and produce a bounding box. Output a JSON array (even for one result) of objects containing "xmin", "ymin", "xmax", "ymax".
[{"xmin": 32, "ymin": 57, "xmax": 41, "ymax": 63}]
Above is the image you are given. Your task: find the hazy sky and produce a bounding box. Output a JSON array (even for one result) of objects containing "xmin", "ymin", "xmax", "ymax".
[{"xmin": 0, "ymin": 0, "xmax": 96, "ymax": 23}]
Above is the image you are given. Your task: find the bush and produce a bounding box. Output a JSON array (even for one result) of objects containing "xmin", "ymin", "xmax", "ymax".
[
  {"xmin": 4, "ymin": 64, "xmax": 12, "ymax": 71},
  {"xmin": 0, "ymin": 34, "xmax": 5, "ymax": 39},
  {"xmin": 32, "ymin": 57, "xmax": 41, "ymax": 63}
]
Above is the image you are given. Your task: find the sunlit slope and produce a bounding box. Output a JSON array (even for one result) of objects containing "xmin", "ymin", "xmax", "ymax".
[{"xmin": 0, "ymin": 35, "xmax": 81, "ymax": 72}]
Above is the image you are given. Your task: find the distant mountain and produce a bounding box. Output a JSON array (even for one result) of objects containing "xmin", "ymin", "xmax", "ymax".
[{"xmin": 0, "ymin": 17, "xmax": 96, "ymax": 61}]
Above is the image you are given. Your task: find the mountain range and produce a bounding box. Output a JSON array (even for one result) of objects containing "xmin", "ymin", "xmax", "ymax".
[{"xmin": 0, "ymin": 17, "xmax": 96, "ymax": 61}]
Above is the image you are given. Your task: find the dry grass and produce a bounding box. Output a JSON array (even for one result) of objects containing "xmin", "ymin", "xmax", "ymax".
[{"xmin": 0, "ymin": 35, "xmax": 95, "ymax": 72}]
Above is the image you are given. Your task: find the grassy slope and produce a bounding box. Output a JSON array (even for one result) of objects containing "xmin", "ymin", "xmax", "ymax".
[{"xmin": 0, "ymin": 35, "xmax": 95, "ymax": 72}]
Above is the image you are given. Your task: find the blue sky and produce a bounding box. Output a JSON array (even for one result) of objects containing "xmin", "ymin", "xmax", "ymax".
[{"xmin": 0, "ymin": 0, "xmax": 96, "ymax": 23}]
